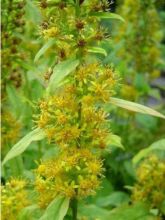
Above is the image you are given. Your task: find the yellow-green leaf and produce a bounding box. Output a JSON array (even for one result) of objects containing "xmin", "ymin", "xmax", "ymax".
[
  {"xmin": 47, "ymin": 58, "xmax": 79, "ymax": 93},
  {"xmin": 2, "ymin": 128, "xmax": 45, "ymax": 166},
  {"xmin": 87, "ymin": 46, "xmax": 107, "ymax": 56},
  {"xmin": 133, "ymin": 139, "xmax": 165, "ymax": 165},
  {"xmin": 34, "ymin": 38, "xmax": 56, "ymax": 63},
  {"xmin": 110, "ymin": 97, "xmax": 165, "ymax": 119},
  {"xmin": 90, "ymin": 12, "xmax": 125, "ymax": 22},
  {"xmin": 40, "ymin": 196, "xmax": 70, "ymax": 220},
  {"xmin": 106, "ymin": 134, "xmax": 124, "ymax": 150}
]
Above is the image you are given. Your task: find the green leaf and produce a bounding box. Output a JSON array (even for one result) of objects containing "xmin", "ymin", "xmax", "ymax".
[
  {"xmin": 96, "ymin": 192, "xmax": 129, "ymax": 207},
  {"xmin": 79, "ymin": 204, "xmax": 110, "ymax": 220},
  {"xmin": 27, "ymin": 0, "xmax": 42, "ymax": 22},
  {"xmin": 40, "ymin": 196, "xmax": 69, "ymax": 220},
  {"xmin": 90, "ymin": 12, "xmax": 125, "ymax": 22},
  {"xmin": 133, "ymin": 139, "xmax": 165, "ymax": 165},
  {"xmin": 104, "ymin": 202, "xmax": 156, "ymax": 220},
  {"xmin": 106, "ymin": 134, "xmax": 124, "ymax": 150},
  {"xmin": 47, "ymin": 58, "xmax": 79, "ymax": 93},
  {"xmin": 25, "ymin": 0, "xmax": 42, "ymax": 24},
  {"xmin": 134, "ymin": 73, "xmax": 150, "ymax": 93},
  {"xmin": 6, "ymin": 85, "xmax": 24, "ymax": 118},
  {"xmin": 34, "ymin": 39, "xmax": 56, "ymax": 63},
  {"xmin": 2, "ymin": 128, "xmax": 46, "ymax": 166},
  {"xmin": 18, "ymin": 205, "xmax": 41, "ymax": 220},
  {"xmin": 87, "ymin": 46, "xmax": 107, "ymax": 56},
  {"xmin": 110, "ymin": 97, "xmax": 165, "ymax": 119},
  {"xmin": 160, "ymin": 200, "xmax": 165, "ymax": 215}
]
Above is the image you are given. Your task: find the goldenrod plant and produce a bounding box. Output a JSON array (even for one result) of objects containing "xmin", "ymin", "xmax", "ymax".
[{"xmin": 1, "ymin": 0, "xmax": 165, "ymax": 220}]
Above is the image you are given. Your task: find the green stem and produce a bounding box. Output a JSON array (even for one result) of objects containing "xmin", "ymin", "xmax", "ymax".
[{"xmin": 71, "ymin": 198, "xmax": 78, "ymax": 220}]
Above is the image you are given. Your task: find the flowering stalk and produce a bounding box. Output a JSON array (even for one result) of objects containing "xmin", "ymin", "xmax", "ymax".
[{"xmin": 34, "ymin": 0, "xmax": 117, "ymax": 217}]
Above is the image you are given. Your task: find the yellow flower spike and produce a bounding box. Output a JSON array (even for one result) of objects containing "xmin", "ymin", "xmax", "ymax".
[{"xmin": 33, "ymin": 1, "xmax": 119, "ymax": 210}]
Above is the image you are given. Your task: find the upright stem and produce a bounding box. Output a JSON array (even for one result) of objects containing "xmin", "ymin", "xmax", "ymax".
[{"xmin": 71, "ymin": 198, "xmax": 78, "ymax": 220}]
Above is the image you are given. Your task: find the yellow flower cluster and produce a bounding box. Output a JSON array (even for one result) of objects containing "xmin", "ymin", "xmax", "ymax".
[
  {"xmin": 36, "ymin": 63, "xmax": 116, "ymax": 149},
  {"xmin": 1, "ymin": 178, "xmax": 29, "ymax": 220},
  {"xmin": 34, "ymin": 0, "xmax": 117, "ymax": 210},
  {"xmin": 38, "ymin": 0, "xmax": 110, "ymax": 60},
  {"xmin": 35, "ymin": 148, "xmax": 103, "ymax": 208},
  {"xmin": 132, "ymin": 155, "xmax": 165, "ymax": 209},
  {"xmin": 1, "ymin": 111, "xmax": 21, "ymax": 147},
  {"xmin": 115, "ymin": 0, "xmax": 162, "ymax": 79}
]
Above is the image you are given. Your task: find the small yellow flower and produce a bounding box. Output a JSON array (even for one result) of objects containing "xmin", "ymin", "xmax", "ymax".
[
  {"xmin": 82, "ymin": 95, "xmax": 94, "ymax": 106},
  {"xmin": 89, "ymin": 81, "xmax": 109, "ymax": 102},
  {"xmin": 43, "ymin": 27, "xmax": 59, "ymax": 38},
  {"xmin": 87, "ymin": 160, "xmax": 103, "ymax": 174}
]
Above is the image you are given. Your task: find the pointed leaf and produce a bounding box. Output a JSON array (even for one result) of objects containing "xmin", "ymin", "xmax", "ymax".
[
  {"xmin": 110, "ymin": 97, "xmax": 165, "ymax": 119},
  {"xmin": 91, "ymin": 12, "xmax": 125, "ymax": 22},
  {"xmin": 79, "ymin": 204, "xmax": 110, "ymax": 220},
  {"xmin": 18, "ymin": 205, "xmax": 41, "ymax": 220},
  {"xmin": 133, "ymin": 139, "xmax": 165, "ymax": 165},
  {"xmin": 34, "ymin": 38, "xmax": 56, "ymax": 63},
  {"xmin": 87, "ymin": 47, "xmax": 107, "ymax": 56},
  {"xmin": 47, "ymin": 58, "xmax": 79, "ymax": 93},
  {"xmin": 40, "ymin": 196, "xmax": 70, "ymax": 220},
  {"xmin": 104, "ymin": 202, "xmax": 155, "ymax": 220},
  {"xmin": 6, "ymin": 85, "xmax": 23, "ymax": 117},
  {"xmin": 96, "ymin": 191, "xmax": 129, "ymax": 207},
  {"xmin": 106, "ymin": 134, "xmax": 124, "ymax": 150},
  {"xmin": 2, "ymin": 128, "xmax": 46, "ymax": 166},
  {"xmin": 26, "ymin": 0, "xmax": 42, "ymax": 24}
]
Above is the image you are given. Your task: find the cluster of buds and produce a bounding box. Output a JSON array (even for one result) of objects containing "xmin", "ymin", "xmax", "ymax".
[
  {"xmin": 1, "ymin": 0, "xmax": 26, "ymax": 92},
  {"xmin": 38, "ymin": 0, "xmax": 110, "ymax": 61},
  {"xmin": 132, "ymin": 155, "xmax": 165, "ymax": 211},
  {"xmin": 1, "ymin": 178, "xmax": 30, "ymax": 220}
]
